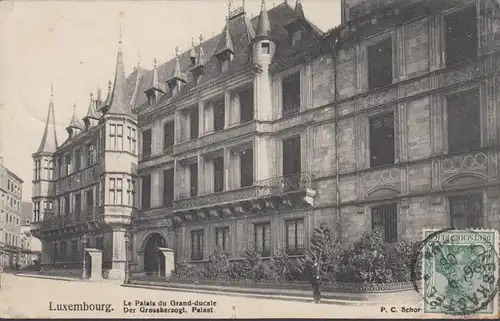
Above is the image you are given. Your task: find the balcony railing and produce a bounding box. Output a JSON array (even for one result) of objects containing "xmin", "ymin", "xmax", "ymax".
[
  {"xmin": 55, "ymin": 164, "xmax": 98, "ymax": 195},
  {"xmin": 37, "ymin": 207, "xmax": 99, "ymax": 230},
  {"xmin": 173, "ymin": 172, "xmax": 312, "ymax": 211}
]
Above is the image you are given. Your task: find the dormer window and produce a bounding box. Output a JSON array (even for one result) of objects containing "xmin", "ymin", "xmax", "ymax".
[
  {"xmin": 190, "ymin": 56, "xmax": 197, "ymax": 66},
  {"xmin": 147, "ymin": 92, "xmax": 156, "ymax": 106},
  {"xmin": 291, "ymin": 30, "xmax": 302, "ymax": 46},
  {"xmin": 261, "ymin": 42, "xmax": 270, "ymax": 54}
]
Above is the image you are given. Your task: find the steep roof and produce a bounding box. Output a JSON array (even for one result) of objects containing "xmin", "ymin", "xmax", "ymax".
[
  {"xmin": 36, "ymin": 86, "xmax": 59, "ymax": 154},
  {"xmin": 129, "ymin": 2, "xmax": 324, "ymax": 111}
]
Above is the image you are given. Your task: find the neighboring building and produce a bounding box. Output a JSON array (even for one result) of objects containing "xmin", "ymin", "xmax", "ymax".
[
  {"xmin": 31, "ymin": 43, "xmax": 140, "ymax": 280},
  {"xmin": 19, "ymin": 202, "xmax": 40, "ymax": 266},
  {"xmin": 32, "ymin": 0, "xmax": 500, "ymax": 279},
  {"xmin": 0, "ymin": 162, "xmax": 24, "ymax": 268}
]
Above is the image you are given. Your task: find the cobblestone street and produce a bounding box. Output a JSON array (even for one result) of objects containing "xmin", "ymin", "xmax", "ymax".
[{"xmin": 0, "ymin": 273, "xmax": 424, "ymax": 318}]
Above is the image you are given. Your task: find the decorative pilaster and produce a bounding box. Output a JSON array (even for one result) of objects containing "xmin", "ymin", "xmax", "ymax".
[
  {"xmin": 430, "ymin": 94, "xmax": 444, "ymax": 155},
  {"xmin": 198, "ymin": 100, "xmax": 205, "ymax": 136},
  {"xmin": 174, "ymin": 110, "xmax": 181, "ymax": 144},
  {"xmin": 396, "ymin": 24, "xmax": 406, "ymax": 81},
  {"xmin": 224, "ymin": 90, "xmax": 231, "ymax": 128},
  {"xmin": 485, "ymin": 78, "xmax": 497, "ymax": 146},
  {"xmin": 197, "ymin": 154, "xmax": 203, "ymax": 196},
  {"xmin": 107, "ymin": 227, "xmax": 127, "ymax": 282},
  {"xmin": 224, "ymin": 147, "xmax": 231, "ymax": 190},
  {"xmin": 478, "ymin": 0, "xmax": 494, "ymax": 55},
  {"xmin": 355, "ymin": 114, "xmax": 367, "ymax": 170},
  {"xmin": 396, "ymin": 101, "xmax": 408, "ymax": 163},
  {"xmin": 429, "ymin": 14, "xmax": 444, "ymax": 71},
  {"xmin": 355, "ymin": 43, "xmax": 366, "ymax": 93}
]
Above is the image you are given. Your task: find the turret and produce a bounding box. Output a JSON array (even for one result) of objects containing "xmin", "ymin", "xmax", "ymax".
[
  {"xmin": 66, "ymin": 103, "xmax": 84, "ymax": 139},
  {"xmin": 144, "ymin": 58, "xmax": 164, "ymax": 105},
  {"xmin": 32, "ymin": 84, "xmax": 58, "ymax": 225},
  {"xmin": 250, "ymin": 0, "xmax": 276, "ymax": 121},
  {"xmin": 166, "ymin": 46, "xmax": 187, "ymax": 97}
]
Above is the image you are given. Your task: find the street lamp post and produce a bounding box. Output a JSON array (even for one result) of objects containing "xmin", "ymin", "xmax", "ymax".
[{"xmin": 81, "ymin": 234, "xmax": 88, "ymax": 280}]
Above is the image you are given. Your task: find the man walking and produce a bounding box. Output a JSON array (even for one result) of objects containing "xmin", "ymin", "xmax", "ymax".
[{"xmin": 310, "ymin": 259, "xmax": 321, "ymax": 303}]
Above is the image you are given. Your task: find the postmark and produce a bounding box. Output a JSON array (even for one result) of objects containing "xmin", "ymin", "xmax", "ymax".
[{"xmin": 413, "ymin": 229, "xmax": 499, "ymax": 317}]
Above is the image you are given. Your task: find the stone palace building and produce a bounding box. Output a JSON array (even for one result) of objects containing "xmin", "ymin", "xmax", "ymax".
[{"xmin": 32, "ymin": 0, "xmax": 500, "ymax": 279}]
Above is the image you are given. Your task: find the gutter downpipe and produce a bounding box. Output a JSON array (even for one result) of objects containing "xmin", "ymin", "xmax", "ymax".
[{"xmin": 332, "ymin": 37, "xmax": 341, "ymax": 242}]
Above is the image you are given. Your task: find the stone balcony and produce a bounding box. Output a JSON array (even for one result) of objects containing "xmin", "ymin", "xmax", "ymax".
[
  {"xmin": 55, "ymin": 164, "xmax": 99, "ymax": 195},
  {"xmin": 173, "ymin": 120, "xmax": 257, "ymax": 156},
  {"xmin": 32, "ymin": 207, "xmax": 101, "ymax": 239},
  {"xmin": 171, "ymin": 172, "xmax": 316, "ymax": 223}
]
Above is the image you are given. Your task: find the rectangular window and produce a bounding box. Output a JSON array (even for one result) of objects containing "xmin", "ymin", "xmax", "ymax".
[
  {"xmin": 282, "ymin": 73, "xmax": 301, "ymax": 117},
  {"xmin": 369, "ymin": 113, "xmax": 395, "ymax": 168},
  {"xmin": 215, "ymin": 227, "xmax": 230, "ymax": 252},
  {"xmin": 189, "ymin": 163, "xmax": 198, "ymax": 197},
  {"xmin": 254, "ymin": 222, "xmax": 271, "ymax": 256},
  {"xmin": 283, "ymin": 136, "xmax": 301, "ymax": 191},
  {"xmin": 142, "ymin": 129, "xmax": 152, "ymax": 158},
  {"xmin": 141, "ymin": 174, "xmax": 151, "ymax": 209},
  {"xmin": 445, "ymin": 5, "xmax": 477, "ymax": 67},
  {"xmin": 43, "ymin": 159, "xmax": 53, "ymax": 180},
  {"xmin": 191, "ymin": 230, "xmax": 204, "ymax": 260},
  {"xmin": 291, "ymin": 30, "xmax": 302, "ymax": 46},
  {"xmin": 163, "ymin": 121, "xmax": 175, "ymax": 150},
  {"xmin": 109, "ymin": 178, "xmax": 123, "ymax": 205},
  {"xmin": 64, "ymin": 195, "xmax": 70, "ymax": 214},
  {"xmin": 127, "ymin": 126, "xmax": 137, "ymax": 154},
  {"xmin": 34, "ymin": 160, "xmax": 41, "ymax": 181},
  {"xmin": 99, "ymin": 126, "xmax": 105, "ymax": 152},
  {"xmin": 64, "ymin": 154, "xmax": 72, "ymax": 176},
  {"xmin": 240, "ymin": 149, "xmax": 253, "ymax": 187},
  {"xmin": 286, "ymin": 219, "xmax": 305, "ymax": 254},
  {"xmin": 74, "ymin": 149, "xmax": 81, "ymax": 171},
  {"xmin": 87, "ymin": 143, "xmax": 95, "ymax": 166},
  {"xmin": 33, "ymin": 202, "xmax": 40, "ymax": 223},
  {"xmin": 447, "ymin": 88, "xmax": 481, "ymax": 153},
  {"xmin": 163, "ymin": 169, "xmax": 174, "ymax": 207},
  {"xmin": 371, "ymin": 204, "xmax": 398, "ymax": 242},
  {"xmin": 214, "ymin": 156, "xmax": 224, "ymax": 193},
  {"xmin": 74, "ymin": 193, "xmax": 81, "ymax": 222},
  {"xmin": 85, "ymin": 189, "xmax": 93, "ymax": 217},
  {"xmin": 239, "ymin": 87, "xmax": 254, "ymax": 123},
  {"xmin": 190, "ymin": 107, "xmax": 199, "ymax": 139},
  {"xmin": 261, "ymin": 42, "xmax": 270, "ymax": 54},
  {"xmin": 127, "ymin": 179, "xmax": 136, "ymax": 207},
  {"xmin": 449, "ymin": 193, "xmax": 483, "ymax": 229},
  {"xmin": 213, "ymin": 100, "xmax": 225, "ymax": 132},
  {"xmin": 368, "ymin": 37, "xmax": 393, "ymax": 90}
]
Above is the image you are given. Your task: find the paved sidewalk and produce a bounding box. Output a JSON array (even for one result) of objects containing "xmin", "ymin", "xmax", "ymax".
[{"xmin": 14, "ymin": 272, "xmax": 83, "ymax": 282}]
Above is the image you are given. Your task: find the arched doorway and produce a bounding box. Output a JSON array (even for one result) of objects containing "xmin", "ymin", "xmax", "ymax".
[{"xmin": 143, "ymin": 233, "xmax": 167, "ymax": 276}]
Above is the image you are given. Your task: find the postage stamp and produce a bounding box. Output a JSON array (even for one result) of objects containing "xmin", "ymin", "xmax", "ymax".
[{"xmin": 421, "ymin": 229, "xmax": 499, "ymax": 317}]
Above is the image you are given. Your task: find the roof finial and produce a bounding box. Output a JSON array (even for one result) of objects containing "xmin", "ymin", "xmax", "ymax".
[
  {"xmin": 118, "ymin": 23, "xmax": 123, "ymax": 51},
  {"xmin": 175, "ymin": 46, "xmax": 179, "ymax": 57},
  {"xmin": 153, "ymin": 58, "xmax": 157, "ymax": 69},
  {"xmin": 90, "ymin": 92, "xmax": 93, "ymax": 99},
  {"xmin": 108, "ymin": 79, "xmax": 112, "ymax": 91},
  {"xmin": 73, "ymin": 102, "xmax": 76, "ymax": 112},
  {"xmin": 199, "ymin": 34, "xmax": 204, "ymax": 43},
  {"xmin": 137, "ymin": 48, "xmax": 141, "ymax": 66},
  {"xmin": 261, "ymin": 0, "xmax": 266, "ymax": 11},
  {"xmin": 50, "ymin": 82, "xmax": 54, "ymax": 101},
  {"xmin": 192, "ymin": 37, "xmax": 195, "ymax": 48}
]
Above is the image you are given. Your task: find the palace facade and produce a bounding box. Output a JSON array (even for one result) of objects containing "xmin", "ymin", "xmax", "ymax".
[{"xmin": 32, "ymin": 0, "xmax": 500, "ymax": 279}]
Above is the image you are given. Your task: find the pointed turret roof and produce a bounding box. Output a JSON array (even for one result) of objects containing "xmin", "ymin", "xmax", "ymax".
[
  {"xmin": 84, "ymin": 92, "xmax": 99, "ymax": 119},
  {"xmin": 129, "ymin": 60, "xmax": 144, "ymax": 107},
  {"xmin": 99, "ymin": 39, "xmax": 133, "ymax": 116},
  {"xmin": 167, "ymin": 47, "xmax": 187, "ymax": 84},
  {"xmin": 197, "ymin": 35, "xmax": 207, "ymax": 66},
  {"xmin": 255, "ymin": 0, "xmax": 272, "ymax": 38},
  {"xmin": 68, "ymin": 103, "xmax": 84, "ymax": 130},
  {"xmin": 189, "ymin": 38, "xmax": 197, "ymax": 63},
  {"xmin": 36, "ymin": 84, "xmax": 59, "ymax": 154},
  {"xmin": 145, "ymin": 58, "xmax": 163, "ymax": 93},
  {"xmin": 295, "ymin": 0, "xmax": 305, "ymax": 18},
  {"xmin": 214, "ymin": 24, "xmax": 235, "ymax": 57}
]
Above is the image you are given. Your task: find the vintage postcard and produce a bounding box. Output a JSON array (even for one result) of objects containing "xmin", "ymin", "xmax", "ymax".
[{"xmin": 1, "ymin": 0, "xmax": 500, "ymax": 319}]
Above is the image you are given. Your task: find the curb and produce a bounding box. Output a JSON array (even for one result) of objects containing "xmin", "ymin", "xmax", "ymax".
[
  {"xmin": 121, "ymin": 283, "xmax": 388, "ymax": 306},
  {"xmin": 14, "ymin": 273, "xmax": 84, "ymax": 282}
]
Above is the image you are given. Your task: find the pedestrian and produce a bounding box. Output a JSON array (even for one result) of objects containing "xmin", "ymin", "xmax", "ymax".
[{"xmin": 310, "ymin": 259, "xmax": 321, "ymax": 303}]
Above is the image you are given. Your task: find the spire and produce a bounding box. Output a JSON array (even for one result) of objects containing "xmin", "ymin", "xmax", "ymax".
[
  {"xmin": 85, "ymin": 92, "xmax": 97, "ymax": 118},
  {"xmin": 255, "ymin": 0, "xmax": 271, "ymax": 38},
  {"xmin": 130, "ymin": 53, "xmax": 144, "ymax": 108},
  {"xmin": 100, "ymin": 37, "xmax": 131, "ymax": 116},
  {"xmin": 167, "ymin": 46, "xmax": 187, "ymax": 85},
  {"xmin": 36, "ymin": 85, "xmax": 59, "ymax": 154},
  {"xmin": 198, "ymin": 35, "xmax": 207, "ymax": 66},
  {"xmin": 215, "ymin": 24, "xmax": 235, "ymax": 58},
  {"xmin": 148, "ymin": 58, "xmax": 162, "ymax": 91},
  {"xmin": 189, "ymin": 37, "xmax": 197, "ymax": 65},
  {"xmin": 295, "ymin": 0, "xmax": 305, "ymax": 18},
  {"xmin": 102, "ymin": 80, "xmax": 112, "ymax": 109},
  {"xmin": 69, "ymin": 103, "xmax": 83, "ymax": 128}
]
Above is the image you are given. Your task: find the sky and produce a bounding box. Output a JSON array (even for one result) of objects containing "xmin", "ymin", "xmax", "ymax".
[{"xmin": 0, "ymin": 0, "xmax": 341, "ymax": 202}]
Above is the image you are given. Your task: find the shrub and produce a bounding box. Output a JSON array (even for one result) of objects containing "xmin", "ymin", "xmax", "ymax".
[
  {"xmin": 238, "ymin": 243, "xmax": 272, "ymax": 281},
  {"xmin": 269, "ymin": 247, "xmax": 300, "ymax": 282},
  {"xmin": 172, "ymin": 259, "xmax": 204, "ymax": 279},
  {"xmin": 205, "ymin": 246, "xmax": 230, "ymax": 280},
  {"xmin": 335, "ymin": 229, "xmax": 420, "ymax": 284}
]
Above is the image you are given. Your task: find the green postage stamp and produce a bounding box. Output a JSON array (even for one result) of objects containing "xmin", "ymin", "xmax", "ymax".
[{"xmin": 421, "ymin": 229, "xmax": 499, "ymax": 317}]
